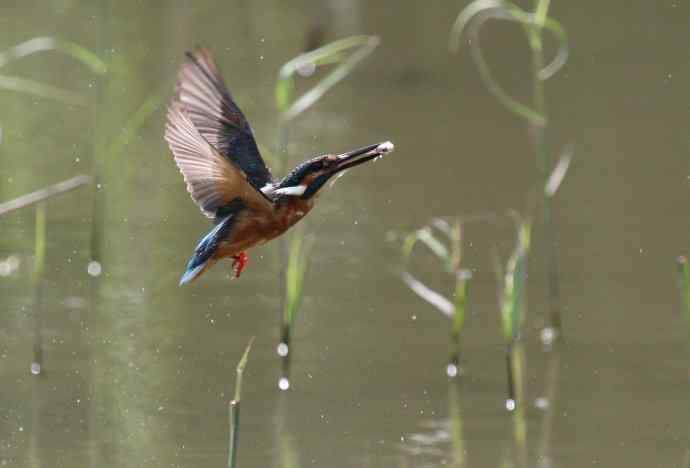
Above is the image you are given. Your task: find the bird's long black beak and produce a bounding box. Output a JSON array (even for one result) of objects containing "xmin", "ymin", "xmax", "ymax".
[{"xmin": 331, "ymin": 141, "xmax": 395, "ymax": 174}]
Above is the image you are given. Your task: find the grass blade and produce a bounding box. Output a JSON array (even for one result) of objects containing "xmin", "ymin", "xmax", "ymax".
[
  {"xmin": 401, "ymin": 271, "xmax": 454, "ymax": 318},
  {"xmin": 544, "ymin": 144, "xmax": 574, "ymax": 198},
  {"xmin": 0, "ymin": 175, "xmax": 91, "ymax": 216},
  {"xmin": 0, "ymin": 36, "xmax": 106, "ymax": 74}
]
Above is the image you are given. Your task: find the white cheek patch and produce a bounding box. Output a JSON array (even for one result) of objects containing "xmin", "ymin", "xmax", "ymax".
[
  {"xmin": 260, "ymin": 183, "xmax": 277, "ymax": 195},
  {"xmin": 273, "ymin": 185, "xmax": 307, "ymax": 196}
]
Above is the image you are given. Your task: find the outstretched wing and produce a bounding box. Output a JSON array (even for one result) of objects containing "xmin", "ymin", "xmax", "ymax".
[
  {"xmin": 173, "ymin": 48, "xmax": 273, "ymax": 190},
  {"xmin": 165, "ymin": 104, "xmax": 273, "ymax": 219}
]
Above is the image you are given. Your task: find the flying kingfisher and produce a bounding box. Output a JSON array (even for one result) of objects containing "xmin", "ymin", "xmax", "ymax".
[{"xmin": 165, "ymin": 49, "xmax": 394, "ymax": 285}]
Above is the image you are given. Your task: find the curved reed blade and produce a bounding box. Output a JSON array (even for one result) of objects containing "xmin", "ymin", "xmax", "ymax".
[
  {"xmin": 544, "ymin": 144, "xmax": 574, "ymax": 198},
  {"xmin": 276, "ymin": 35, "xmax": 379, "ymax": 121},
  {"xmin": 0, "ymin": 36, "xmax": 106, "ymax": 73},
  {"xmin": 401, "ymin": 271, "xmax": 454, "ymax": 319},
  {"xmin": 449, "ymin": 0, "xmax": 568, "ymax": 124}
]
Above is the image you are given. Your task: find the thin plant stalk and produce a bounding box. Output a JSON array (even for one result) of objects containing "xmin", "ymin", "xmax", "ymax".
[
  {"xmin": 279, "ymin": 230, "xmax": 312, "ymax": 389},
  {"xmin": 228, "ymin": 337, "xmax": 255, "ymax": 468},
  {"xmin": 448, "ymin": 381, "xmax": 466, "ymax": 468},
  {"xmin": 498, "ymin": 218, "xmax": 531, "ymax": 409},
  {"xmin": 510, "ymin": 342, "xmax": 528, "ymax": 467},
  {"xmin": 31, "ymin": 202, "xmax": 47, "ymax": 376},
  {"xmin": 537, "ymin": 349, "xmax": 561, "ymax": 468},
  {"xmin": 528, "ymin": 0, "xmax": 564, "ymax": 340},
  {"xmin": 275, "ymin": 387, "xmax": 300, "ymax": 468},
  {"xmin": 449, "ymin": 274, "xmax": 468, "ymax": 376},
  {"xmin": 677, "ymin": 256, "xmax": 690, "ymax": 339}
]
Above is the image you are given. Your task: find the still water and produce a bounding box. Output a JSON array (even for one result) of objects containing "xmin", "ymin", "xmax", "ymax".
[{"xmin": 1, "ymin": 1, "xmax": 689, "ymax": 467}]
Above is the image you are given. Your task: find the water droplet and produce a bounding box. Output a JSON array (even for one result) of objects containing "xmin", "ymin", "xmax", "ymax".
[
  {"xmin": 446, "ymin": 363, "xmax": 458, "ymax": 378},
  {"xmin": 278, "ymin": 377, "xmax": 290, "ymax": 391},
  {"xmin": 540, "ymin": 327, "xmax": 557, "ymax": 347},
  {"xmin": 534, "ymin": 397, "xmax": 549, "ymax": 410},
  {"xmin": 297, "ymin": 61, "xmax": 316, "ymax": 77},
  {"xmin": 276, "ymin": 342, "xmax": 289, "ymax": 357},
  {"xmin": 505, "ymin": 399, "xmax": 516, "ymax": 411},
  {"xmin": 87, "ymin": 261, "xmax": 102, "ymax": 277},
  {"xmin": 0, "ymin": 255, "xmax": 19, "ymax": 277},
  {"xmin": 30, "ymin": 362, "xmax": 41, "ymax": 375}
]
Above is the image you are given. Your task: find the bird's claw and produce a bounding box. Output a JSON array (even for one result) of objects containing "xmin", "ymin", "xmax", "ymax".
[{"xmin": 231, "ymin": 251, "xmax": 249, "ymax": 278}]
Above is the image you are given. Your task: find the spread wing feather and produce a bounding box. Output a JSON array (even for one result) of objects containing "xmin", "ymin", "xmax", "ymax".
[
  {"xmin": 164, "ymin": 104, "xmax": 272, "ymax": 219},
  {"xmin": 173, "ymin": 48, "xmax": 273, "ymax": 190}
]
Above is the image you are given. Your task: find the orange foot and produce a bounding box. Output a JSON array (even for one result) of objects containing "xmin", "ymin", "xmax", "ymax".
[{"xmin": 231, "ymin": 251, "xmax": 249, "ymax": 278}]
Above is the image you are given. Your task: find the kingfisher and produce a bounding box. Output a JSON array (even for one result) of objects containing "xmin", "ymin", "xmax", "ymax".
[{"xmin": 165, "ymin": 48, "xmax": 394, "ymax": 285}]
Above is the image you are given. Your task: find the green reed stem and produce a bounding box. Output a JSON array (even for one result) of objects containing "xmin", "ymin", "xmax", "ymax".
[
  {"xmin": 448, "ymin": 381, "xmax": 466, "ymax": 468},
  {"xmin": 33, "ymin": 203, "xmax": 46, "ymax": 283},
  {"xmin": 537, "ymin": 349, "xmax": 561, "ymax": 467},
  {"xmin": 527, "ymin": 0, "xmax": 564, "ymax": 339},
  {"xmin": 228, "ymin": 337, "xmax": 255, "ymax": 468},
  {"xmin": 677, "ymin": 257, "xmax": 690, "ymax": 340},
  {"xmin": 511, "ymin": 343, "xmax": 528, "ymax": 467},
  {"xmin": 450, "ymin": 275, "xmax": 468, "ymax": 373},
  {"xmin": 31, "ymin": 202, "xmax": 47, "ymax": 376}
]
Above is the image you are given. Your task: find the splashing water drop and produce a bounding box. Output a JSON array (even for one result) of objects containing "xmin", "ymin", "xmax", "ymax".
[
  {"xmin": 87, "ymin": 261, "xmax": 102, "ymax": 277},
  {"xmin": 534, "ymin": 397, "xmax": 550, "ymax": 410},
  {"xmin": 276, "ymin": 342, "xmax": 289, "ymax": 357},
  {"xmin": 540, "ymin": 327, "xmax": 557, "ymax": 348},
  {"xmin": 0, "ymin": 255, "xmax": 19, "ymax": 277}
]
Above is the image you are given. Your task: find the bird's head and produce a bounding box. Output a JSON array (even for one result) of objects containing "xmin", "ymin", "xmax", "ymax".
[{"xmin": 266, "ymin": 141, "xmax": 395, "ymax": 200}]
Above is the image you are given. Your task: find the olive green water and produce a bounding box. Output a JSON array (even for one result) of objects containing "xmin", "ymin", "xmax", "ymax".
[{"xmin": 1, "ymin": 1, "xmax": 689, "ymax": 467}]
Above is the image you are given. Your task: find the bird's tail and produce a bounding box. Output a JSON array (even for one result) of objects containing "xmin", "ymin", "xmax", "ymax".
[
  {"xmin": 178, "ymin": 215, "xmax": 235, "ymax": 286},
  {"xmin": 179, "ymin": 261, "xmax": 208, "ymax": 285},
  {"xmin": 178, "ymin": 237, "xmax": 219, "ymax": 286}
]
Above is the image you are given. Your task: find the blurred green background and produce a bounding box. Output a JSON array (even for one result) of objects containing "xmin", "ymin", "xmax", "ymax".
[{"xmin": 0, "ymin": 1, "xmax": 689, "ymax": 467}]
